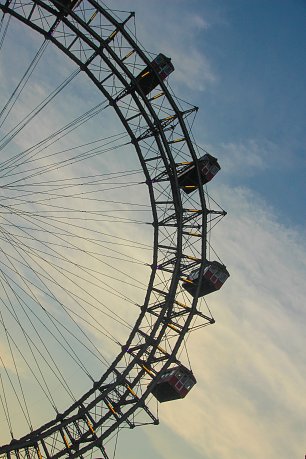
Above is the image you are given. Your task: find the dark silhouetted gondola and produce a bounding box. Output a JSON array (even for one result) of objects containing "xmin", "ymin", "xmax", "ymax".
[
  {"xmin": 182, "ymin": 261, "xmax": 229, "ymax": 297},
  {"xmin": 135, "ymin": 53, "xmax": 174, "ymax": 96},
  {"xmin": 151, "ymin": 365, "xmax": 196, "ymax": 402},
  {"xmin": 51, "ymin": 0, "xmax": 80, "ymax": 15},
  {"xmin": 177, "ymin": 153, "xmax": 220, "ymax": 194}
]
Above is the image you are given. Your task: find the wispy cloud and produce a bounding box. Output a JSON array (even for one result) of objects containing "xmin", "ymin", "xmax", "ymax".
[
  {"xmin": 214, "ymin": 140, "xmax": 268, "ymax": 176},
  {"xmin": 166, "ymin": 47, "xmax": 216, "ymax": 91},
  {"xmin": 157, "ymin": 184, "xmax": 306, "ymax": 459},
  {"xmin": 123, "ymin": 0, "xmax": 217, "ymax": 92},
  {"xmin": 209, "ymin": 138, "xmax": 304, "ymax": 182}
]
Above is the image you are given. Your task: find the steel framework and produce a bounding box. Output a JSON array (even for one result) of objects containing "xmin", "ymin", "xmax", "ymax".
[{"xmin": 0, "ymin": 1, "xmax": 226, "ymax": 458}]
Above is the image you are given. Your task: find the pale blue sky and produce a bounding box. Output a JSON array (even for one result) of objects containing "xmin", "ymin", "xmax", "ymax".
[
  {"xmin": 109, "ymin": 1, "xmax": 306, "ymax": 457},
  {"xmin": 0, "ymin": 1, "xmax": 305, "ymax": 458},
  {"xmin": 126, "ymin": 0, "xmax": 306, "ymax": 228}
]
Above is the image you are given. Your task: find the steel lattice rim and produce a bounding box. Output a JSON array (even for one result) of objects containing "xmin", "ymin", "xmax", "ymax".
[{"xmin": 0, "ymin": 1, "xmax": 220, "ymax": 458}]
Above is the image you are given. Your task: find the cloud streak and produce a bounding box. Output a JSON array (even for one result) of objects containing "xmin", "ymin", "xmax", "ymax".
[{"xmin": 157, "ymin": 183, "xmax": 306, "ymax": 459}]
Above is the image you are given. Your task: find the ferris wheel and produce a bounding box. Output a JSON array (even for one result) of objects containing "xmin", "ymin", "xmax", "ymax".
[{"xmin": 0, "ymin": 1, "xmax": 229, "ymax": 458}]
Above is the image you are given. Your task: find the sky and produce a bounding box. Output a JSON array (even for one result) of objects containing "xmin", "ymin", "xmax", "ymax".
[
  {"xmin": 107, "ymin": 1, "xmax": 306, "ymax": 458},
  {"xmin": 0, "ymin": 1, "xmax": 305, "ymax": 459}
]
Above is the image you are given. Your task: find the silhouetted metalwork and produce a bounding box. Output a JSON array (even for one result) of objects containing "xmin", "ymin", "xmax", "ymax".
[
  {"xmin": 151, "ymin": 366, "xmax": 196, "ymax": 402},
  {"xmin": 0, "ymin": 1, "xmax": 228, "ymax": 458},
  {"xmin": 183, "ymin": 261, "xmax": 230, "ymax": 297},
  {"xmin": 135, "ymin": 53, "xmax": 174, "ymax": 96},
  {"xmin": 178, "ymin": 153, "xmax": 221, "ymax": 194}
]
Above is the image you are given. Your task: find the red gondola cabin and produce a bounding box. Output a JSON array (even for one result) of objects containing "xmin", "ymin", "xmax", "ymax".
[
  {"xmin": 182, "ymin": 260, "xmax": 229, "ymax": 297},
  {"xmin": 177, "ymin": 153, "xmax": 220, "ymax": 194},
  {"xmin": 135, "ymin": 53, "xmax": 174, "ymax": 96},
  {"xmin": 151, "ymin": 365, "xmax": 196, "ymax": 403}
]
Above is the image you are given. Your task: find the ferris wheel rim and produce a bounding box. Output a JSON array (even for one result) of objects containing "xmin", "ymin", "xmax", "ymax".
[{"xmin": 0, "ymin": 1, "xmax": 212, "ymax": 456}]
